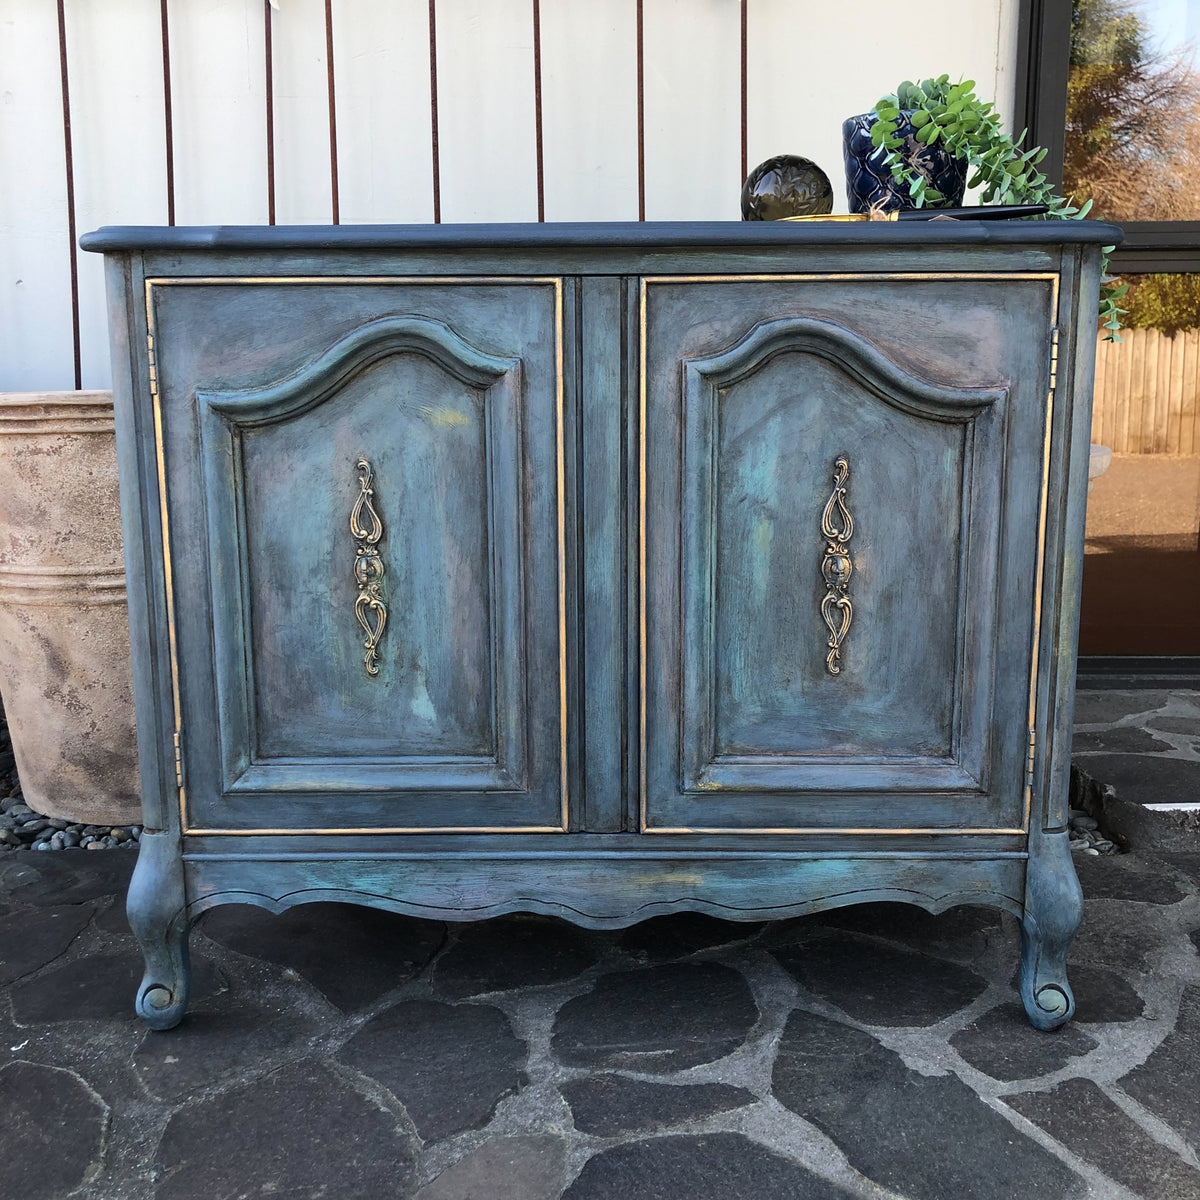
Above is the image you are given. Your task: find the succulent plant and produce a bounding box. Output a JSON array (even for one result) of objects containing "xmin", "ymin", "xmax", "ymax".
[{"xmin": 868, "ymin": 75, "xmax": 1125, "ymax": 337}]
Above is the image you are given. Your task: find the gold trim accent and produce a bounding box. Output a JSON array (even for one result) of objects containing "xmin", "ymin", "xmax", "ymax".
[
  {"xmin": 554, "ymin": 278, "xmax": 569, "ymax": 831},
  {"xmin": 645, "ymin": 826, "xmax": 1028, "ymax": 836},
  {"xmin": 144, "ymin": 276, "xmax": 568, "ymax": 836},
  {"xmin": 644, "ymin": 273, "xmax": 1061, "ymax": 285},
  {"xmin": 782, "ymin": 212, "xmax": 899, "ymax": 222},
  {"xmin": 820, "ymin": 456, "xmax": 854, "ymax": 675},
  {"xmin": 350, "ymin": 458, "xmax": 387, "ymax": 677},
  {"xmin": 639, "ymin": 271, "xmax": 1062, "ymax": 835},
  {"xmin": 639, "ymin": 279, "xmax": 649, "ymax": 834},
  {"xmin": 144, "ymin": 276, "xmax": 558, "ymax": 287},
  {"xmin": 144, "ymin": 297, "xmax": 190, "ymax": 829},
  {"xmin": 1024, "ymin": 306, "xmax": 1062, "ymax": 829},
  {"xmin": 183, "ymin": 825, "xmax": 569, "ymax": 836}
]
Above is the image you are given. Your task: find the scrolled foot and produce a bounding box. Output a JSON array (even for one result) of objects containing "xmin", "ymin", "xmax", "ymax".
[
  {"xmin": 1021, "ymin": 968, "xmax": 1075, "ymax": 1030},
  {"xmin": 1019, "ymin": 828, "xmax": 1083, "ymax": 1031},
  {"xmin": 126, "ymin": 829, "xmax": 192, "ymax": 1030},
  {"xmin": 136, "ymin": 976, "xmax": 189, "ymax": 1031}
]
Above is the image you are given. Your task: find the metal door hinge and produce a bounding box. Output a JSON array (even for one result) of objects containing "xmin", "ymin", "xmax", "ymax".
[
  {"xmin": 1048, "ymin": 327, "xmax": 1060, "ymax": 395},
  {"xmin": 147, "ymin": 334, "xmax": 159, "ymax": 398},
  {"xmin": 1024, "ymin": 728, "xmax": 1037, "ymax": 790},
  {"xmin": 173, "ymin": 731, "xmax": 185, "ymax": 792}
]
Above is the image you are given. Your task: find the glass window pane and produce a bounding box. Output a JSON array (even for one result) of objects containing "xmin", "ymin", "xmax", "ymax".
[
  {"xmin": 1065, "ymin": 0, "xmax": 1200, "ymax": 222},
  {"xmin": 1082, "ymin": 273, "xmax": 1200, "ymax": 653}
]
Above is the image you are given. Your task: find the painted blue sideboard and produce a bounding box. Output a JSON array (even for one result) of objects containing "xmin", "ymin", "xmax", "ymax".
[{"xmin": 81, "ymin": 220, "xmax": 1119, "ymax": 1031}]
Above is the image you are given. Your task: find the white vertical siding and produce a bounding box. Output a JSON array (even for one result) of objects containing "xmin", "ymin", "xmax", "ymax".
[
  {"xmin": 0, "ymin": 0, "xmax": 1019, "ymax": 389},
  {"xmin": 67, "ymin": 0, "xmax": 169, "ymax": 387},
  {"xmin": 540, "ymin": 0, "xmax": 639, "ymax": 222},
  {"xmin": 1, "ymin": 0, "xmax": 74, "ymax": 391},
  {"xmin": 333, "ymin": 0, "xmax": 436, "ymax": 224},
  {"xmin": 436, "ymin": 0, "xmax": 539, "ymax": 223},
  {"xmin": 642, "ymin": 0, "xmax": 742, "ymax": 220},
  {"xmin": 272, "ymin": 0, "xmax": 336, "ymax": 224},
  {"xmin": 167, "ymin": 0, "xmax": 270, "ymax": 224}
]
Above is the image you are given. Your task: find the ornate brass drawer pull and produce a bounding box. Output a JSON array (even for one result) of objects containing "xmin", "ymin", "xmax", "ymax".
[
  {"xmin": 820, "ymin": 457, "xmax": 854, "ymax": 675},
  {"xmin": 350, "ymin": 458, "xmax": 386, "ymax": 677}
]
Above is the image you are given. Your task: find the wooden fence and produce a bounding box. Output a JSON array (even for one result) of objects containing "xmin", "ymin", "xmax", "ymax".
[{"xmin": 1092, "ymin": 327, "xmax": 1200, "ymax": 455}]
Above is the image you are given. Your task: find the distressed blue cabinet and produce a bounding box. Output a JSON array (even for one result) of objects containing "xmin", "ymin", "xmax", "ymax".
[
  {"xmin": 82, "ymin": 220, "xmax": 1118, "ymax": 1032},
  {"xmin": 157, "ymin": 281, "xmax": 566, "ymax": 833}
]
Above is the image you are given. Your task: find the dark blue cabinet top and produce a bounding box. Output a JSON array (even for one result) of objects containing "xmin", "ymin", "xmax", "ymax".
[{"xmin": 81, "ymin": 218, "xmax": 1122, "ymax": 253}]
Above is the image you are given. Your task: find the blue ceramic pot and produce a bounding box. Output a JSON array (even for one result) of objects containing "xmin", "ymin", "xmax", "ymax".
[{"xmin": 842, "ymin": 111, "xmax": 967, "ymax": 213}]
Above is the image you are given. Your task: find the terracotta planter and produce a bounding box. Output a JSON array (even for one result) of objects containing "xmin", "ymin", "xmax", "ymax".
[{"xmin": 0, "ymin": 391, "xmax": 140, "ymax": 825}]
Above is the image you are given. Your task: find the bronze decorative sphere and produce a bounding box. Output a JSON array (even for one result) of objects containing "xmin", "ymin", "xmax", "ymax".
[{"xmin": 741, "ymin": 155, "xmax": 835, "ymax": 220}]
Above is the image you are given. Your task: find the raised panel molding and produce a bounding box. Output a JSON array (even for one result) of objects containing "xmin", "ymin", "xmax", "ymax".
[
  {"xmin": 196, "ymin": 313, "xmax": 529, "ymax": 800},
  {"xmin": 648, "ymin": 305, "xmax": 1020, "ymax": 828},
  {"xmin": 681, "ymin": 316, "xmax": 1006, "ymax": 422},
  {"xmin": 198, "ymin": 314, "xmax": 523, "ymax": 425}
]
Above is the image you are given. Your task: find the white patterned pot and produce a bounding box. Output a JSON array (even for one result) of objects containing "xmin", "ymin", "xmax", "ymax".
[{"xmin": 0, "ymin": 392, "xmax": 140, "ymax": 825}]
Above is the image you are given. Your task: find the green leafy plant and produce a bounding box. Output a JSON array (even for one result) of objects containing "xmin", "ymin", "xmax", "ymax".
[{"xmin": 868, "ymin": 75, "xmax": 1126, "ymax": 339}]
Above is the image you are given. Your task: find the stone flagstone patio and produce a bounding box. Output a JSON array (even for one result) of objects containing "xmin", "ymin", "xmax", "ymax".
[{"xmin": 0, "ymin": 689, "xmax": 1197, "ymax": 1200}]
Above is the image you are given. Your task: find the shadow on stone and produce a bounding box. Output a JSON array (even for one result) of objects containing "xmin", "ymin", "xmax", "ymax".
[
  {"xmin": 1071, "ymin": 902, "xmax": 1170, "ymax": 973},
  {"xmin": 198, "ymin": 902, "xmax": 445, "ymax": 1012},
  {"xmin": 338, "ymin": 999, "xmax": 527, "ymax": 1142},
  {"xmin": 1070, "ymin": 964, "xmax": 1145, "ymax": 1024},
  {"xmin": 949, "ymin": 1003, "xmax": 1098, "ymax": 1082},
  {"xmin": 134, "ymin": 1003, "xmax": 321, "ymax": 1103},
  {"xmin": 810, "ymin": 902, "xmax": 1002, "ymax": 960},
  {"xmin": 618, "ymin": 913, "xmax": 763, "ymax": 962},
  {"xmin": 0, "ymin": 904, "xmax": 93, "ymax": 984},
  {"xmin": 11, "ymin": 952, "xmax": 222, "ymax": 1024},
  {"xmin": 1, "ymin": 851, "xmax": 134, "ymax": 906},
  {"xmin": 433, "ymin": 914, "xmax": 596, "ymax": 999},
  {"xmin": 772, "ymin": 934, "xmax": 988, "ymax": 1027},
  {"xmin": 551, "ymin": 963, "xmax": 758, "ymax": 1073},
  {"xmin": 1073, "ymin": 852, "xmax": 1186, "ymax": 905}
]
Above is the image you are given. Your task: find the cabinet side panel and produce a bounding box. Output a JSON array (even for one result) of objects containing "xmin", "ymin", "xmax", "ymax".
[{"xmin": 106, "ymin": 255, "xmax": 177, "ymax": 833}]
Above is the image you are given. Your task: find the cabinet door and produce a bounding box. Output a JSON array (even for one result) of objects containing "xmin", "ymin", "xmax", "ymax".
[
  {"xmin": 150, "ymin": 279, "xmax": 566, "ymax": 832},
  {"xmin": 641, "ymin": 275, "xmax": 1058, "ymax": 832}
]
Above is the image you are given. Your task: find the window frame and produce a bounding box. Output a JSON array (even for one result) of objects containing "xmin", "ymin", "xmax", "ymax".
[
  {"xmin": 1016, "ymin": 0, "xmax": 1200, "ymax": 273},
  {"xmin": 1018, "ymin": 0, "xmax": 1200, "ymax": 671}
]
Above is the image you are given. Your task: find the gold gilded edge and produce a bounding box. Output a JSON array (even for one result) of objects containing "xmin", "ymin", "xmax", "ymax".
[
  {"xmin": 638, "ymin": 271, "xmax": 1062, "ymax": 836},
  {"xmin": 185, "ymin": 825, "xmax": 568, "ymax": 836},
  {"xmin": 145, "ymin": 281, "xmax": 189, "ymax": 831},
  {"xmin": 555, "ymin": 278, "xmax": 568, "ymax": 831},
  {"xmin": 645, "ymin": 826, "xmax": 1028, "ymax": 836},
  {"xmin": 146, "ymin": 275, "xmax": 568, "ymax": 836},
  {"xmin": 1024, "ymin": 274, "xmax": 1062, "ymax": 831},
  {"xmin": 639, "ymin": 279, "xmax": 649, "ymax": 834}
]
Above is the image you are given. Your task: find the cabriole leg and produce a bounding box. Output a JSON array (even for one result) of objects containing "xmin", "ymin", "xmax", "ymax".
[
  {"xmin": 126, "ymin": 828, "xmax": 191, "ymax": 1030},
  {"xmin": 1019, "ymin": 828, "xmax": 1084, "ymax": 1030}
]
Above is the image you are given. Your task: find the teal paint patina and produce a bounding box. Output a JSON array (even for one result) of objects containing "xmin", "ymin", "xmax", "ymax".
[{"xmin": 80, "ymin": 219, "xmax": 1119, "ymax": 1032}]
